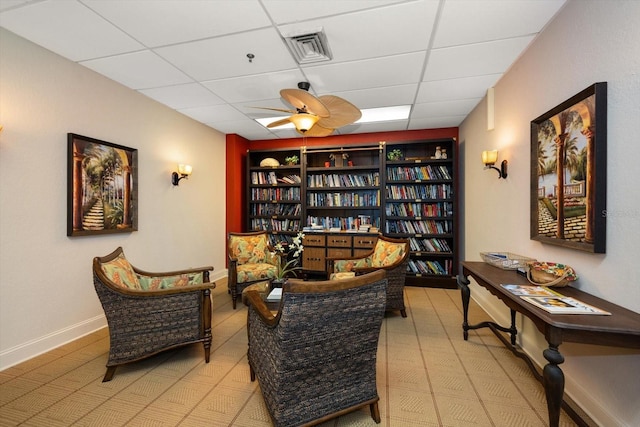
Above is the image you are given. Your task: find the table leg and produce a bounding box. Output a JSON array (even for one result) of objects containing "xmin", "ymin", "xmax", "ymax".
[
  {"xmin": 457, "ymin": 274, "xmax": 471, "ymax": 340},
  {"xmin": 509, "ymin": 309, "xmax": 517, "ymax": 345},
  {"xmin": 543, "ymin": 344, "xmax": 565, "ymax": 427}
]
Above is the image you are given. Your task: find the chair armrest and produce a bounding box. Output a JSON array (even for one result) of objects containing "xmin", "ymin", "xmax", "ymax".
[{"xmin": 244, "ymin": 290, "xmax": 279, "ymax": 326}]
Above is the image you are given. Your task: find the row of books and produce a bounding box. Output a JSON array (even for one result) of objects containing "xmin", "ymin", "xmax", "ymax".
[
  {"xmin": 250, "ymin": 203, "xmax": 301, "ymax": 216},
  {"xmin": 306, "ymin": 216, "xmax": 381, "ymax": 230},
  {"xmin": 386, "ymin": 165, "xmax": 452, "ymax": 181},
  {"xmin": 307, "ymin": 172, "xmax": 380, "ymax": 188},
  {"xmin": 251, "ymin": 187, "xmax": 300, "ymax": 201},
  {"xmin": 307, "ymin": 191, "xmax": 380, "ymax": 207},
  {"xmin": 250, "ymin": 219, "xmax": 302, "ymax": 232},
  {"xmin": 251, "ymin": 171, "xmax": 301, "ymax": 185},
  {"xmin": 385, "ymin": 219, "xmax": 453, "ymax": 235},
  {"xmin": 385, "ymin": 202, "xmax": 453, "ymax": 218},
  {"xmin": 407, "ymin": 259, "xmax": 452, "ymax": 275},
  {"xmin": 386, "ymin": 184, "xmax": 453, "ymax": 200},
  {"xmin": 409, "ymin": 237, "xmax": 452, "ymax": 252}
]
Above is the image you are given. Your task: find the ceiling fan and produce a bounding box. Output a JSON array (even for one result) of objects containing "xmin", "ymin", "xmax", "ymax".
[{"xmin": 258, "ymin": 82, "xmax": 362, "ymax": 137}]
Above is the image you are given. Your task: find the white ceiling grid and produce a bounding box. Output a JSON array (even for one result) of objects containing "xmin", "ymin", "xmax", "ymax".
[{"xmin": 0, "ymin": 0, "xmax": 566, "ymax": 140}]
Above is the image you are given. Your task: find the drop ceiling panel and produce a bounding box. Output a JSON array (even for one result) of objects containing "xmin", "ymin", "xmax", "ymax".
[
  {"xmin": 324, "ymin": 84, "xmax": 419, "ymax": 110},
  {"xmin": 263, "ymin": 0, "xmax": 407, "ymax": 25},
  {"xmin": 179, "ymin": 104, "xmax": 247, "ymax": 124},
  {"xmin": 202, "ymin": 70, "xmax": 307, "ymax": 104},
  {"xmin": 0, "ymin": 0, "xmax": 143, "ymax": 61},
  {"xmin": 424, "ymin": 36, "xmax": 535, "ymax": 82},
  {"xmin": 434, "ymin": 0, "xmax": 566, "ymax": 48},
  {"xmin": 412, "ymin": 98, "xmax": 481, "ymax": 119},
  {"xmin": 139, "ymin": 83, "xmax": 226, "ymax": 110},
  {"xmin": 417, "ymin": 74, "xmax": 502, "ymax": 103},
  {"xmin": 82, "ymin": 0, "xmax": 271, "ymax": 47},
  {"xmin": 303, "ymin": 52, "xmax": 426, "ymax": 93},
  {"xmin": 155, "ymin": 27, "xmax": 297, "ymax": 81},
  {"xmin": 408, "ymin": 115, "xmax": 466, "ymax": 130},
  {"xmin": 277, "ymin": 0, "xmax": 438, "ymax": 64},
  {"xmin": 80, "ymin": 50, "xmax": 193, "ymax": 89}
]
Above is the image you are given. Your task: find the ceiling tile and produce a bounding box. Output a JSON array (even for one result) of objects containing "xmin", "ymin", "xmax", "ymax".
[
  {"xmin": 262, "ymin": 0, "xmax": 406, "ymax": 24},
  {"xmin": 412, "ymin": 98, "xmax": 482, "ymax": 119},
  {"xmin": 324, "ymin": 84, "xmax": 418, "ymax": 110},
  {"xmin": 424, "ymin": 36, "xmax": 535, "ymax": 82},
  {"xmin": 0, "ymin": 0, "xmax": 143, "ymax": 61},
  {"xmin": 434, "ymin": 0, "xmax": 566, "ymax": 48},
  {"xmin": 202, "ymin": 70, "xmax": 307, "ymax": 104},
  {"xmin": 138, "ymin": 83, "xmax": 225, "ymax": 110},
  {"xmin": 408, "ymin": 115, "xmax": 466, "ymax": 129},
  {"xmin": 178, "ymin": 104, "xmax": 246, "ymax": 124},
  {"xmin": 417, "ymin": 74, "xmax": 502, "ymax": 103},
  {"xmin": 155, "ymin": 27, "xmax": 298, "ymax": 81},
  {"xmin": 80, "ymin": 50, "xmax": 193, "ymax": 89},
  {"xmin": 276, "ymin": 1, "xmax": 438, "ymax": 64},
  {"xmin": 303, "ymin": 52, "xmax": 426, "ymax": 93},
  {"xmin": 82, "ymin": 0, "xmax": 272, "ymax": 47}
]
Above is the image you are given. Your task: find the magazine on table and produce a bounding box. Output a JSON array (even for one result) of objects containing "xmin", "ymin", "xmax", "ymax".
[
  {"xmin": 520, "ymin": 295, "xmax": 611, "ymax": 315},
  {"xmin": 501, "ymin": 283, "xmax": 610, "ymax": 315}
]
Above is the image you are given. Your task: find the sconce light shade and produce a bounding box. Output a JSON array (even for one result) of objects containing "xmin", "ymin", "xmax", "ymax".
[
  {"xmin": 172, "ymin": 164, "xmax": 193, "ymax": 186},
  {"xmin": 290, "ymin": 112, "xmax": 319, "ymax": 134},
  {"xmin": 482, "ymin": 150, "xmax": 507, "ymax": 179}
]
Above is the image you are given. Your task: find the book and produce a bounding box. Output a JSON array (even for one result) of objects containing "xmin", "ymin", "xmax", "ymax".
[
  {"xmin": 520, "ymin": 295, "xmax": 611, "ymax": 315},
  {"xmin": 501, "ymin": 284, "xmax": 560, "ymax": 297}
]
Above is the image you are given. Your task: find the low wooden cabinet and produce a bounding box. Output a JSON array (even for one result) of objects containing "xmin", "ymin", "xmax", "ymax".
[{"xmin": 302, "ymin": 232, "xmax": 378, "ymax": 274}]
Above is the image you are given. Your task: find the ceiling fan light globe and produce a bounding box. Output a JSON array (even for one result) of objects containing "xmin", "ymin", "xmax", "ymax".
[{"xmin": 290, "ymin": 113, "xmax": 319, "ymax": 133}]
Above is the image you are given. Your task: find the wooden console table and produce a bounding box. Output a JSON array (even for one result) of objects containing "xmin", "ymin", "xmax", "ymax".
[{"xmin": 458, "ymin": 261, "xmax": 640, "ymax": 427}]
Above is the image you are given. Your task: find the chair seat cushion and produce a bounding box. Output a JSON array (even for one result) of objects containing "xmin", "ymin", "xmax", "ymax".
[
  {"xmin": 330, "ymin": 271, "xmax": 357, "ymax": 280},
  {"xmin": 333, "ymin": 258, "xmax": 372, "ymax": 272},
  {"xmin": 237, "ymin": 263, "xmax": 277, "ymax": 283},
  {"xmin": 137, "ymin": 272, "xmax": 204, "ymax": 290}
]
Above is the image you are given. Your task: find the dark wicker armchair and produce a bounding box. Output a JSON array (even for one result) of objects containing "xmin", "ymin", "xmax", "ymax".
[
  {"xmin": 327, "ymin": 235, "xmax": 409, "ymax": 317},
  {"xmin": 227, "ymin": 231, "xmax": 278, "ymax": 309},
  {"xmin": 93, "ymin": 247, "xmax": 215, "ymax": 382},
  {"xmin": 244, "ymin": 270, "xmax": 388, "ymax": 427}
]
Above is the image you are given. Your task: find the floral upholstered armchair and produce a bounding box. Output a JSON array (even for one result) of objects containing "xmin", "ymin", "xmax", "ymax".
[
  {"xmin": 227, "ymin": 231, "xmax": 278, "ymax": 309},
  {"xmin": 93, "ymin": 247, "xmax": 215, "ymax": 382},
  {"xmin": 327, "ymin": 235, "xmax": 410, "ymax": 317}
]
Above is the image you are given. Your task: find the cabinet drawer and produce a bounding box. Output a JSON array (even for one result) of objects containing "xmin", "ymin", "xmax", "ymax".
[
  {"xmin": 354, "ymin": 236, "xmax": 377, "ymax": 249},
  {"xmin": 302, "ymin": 247, "xmax": 325, "ymax": 271},
  {"xmin": 354, "ymin": 248, "xmax": 374, "ymax": 257},
  {"xmin": 303, "ymin": 234, "xmax": 326, "ymax": 246},
  {"xmin": 327, "ymin": 235, "xmax": 352, "ymax": 247},
  {"xmin": 328, "ymin": 247, "xmax": 351, "ymax": 259}
]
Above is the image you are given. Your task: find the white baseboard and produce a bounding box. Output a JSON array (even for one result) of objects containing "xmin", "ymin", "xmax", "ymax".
[
  {"xmin": 0, "ymin": 314, "xmax": 107, "ymax": 371},
  {"xmin": 468, "ymin": 284, "xmax": 620, "ymax": 427}
]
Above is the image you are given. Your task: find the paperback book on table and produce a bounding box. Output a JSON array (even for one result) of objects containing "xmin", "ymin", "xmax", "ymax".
[{"xmin": 501, "ymin": 284, "xmax": 610, "ymax": 315}]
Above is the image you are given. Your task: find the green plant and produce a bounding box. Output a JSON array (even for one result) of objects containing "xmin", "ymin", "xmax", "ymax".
[
  {"xmin": 273, "ymin": 231, "xmax": 305, "ymax": 279},
  {"xmin": 284, "ymin": 155, "xmax": 299, "ymax": 165},
  {"xmin": 387, "ymin": 149, "xmax": 403, "ymax": 161}
]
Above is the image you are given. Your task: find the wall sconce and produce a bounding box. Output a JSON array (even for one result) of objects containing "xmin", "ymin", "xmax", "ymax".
[
  {"xmin": 482, "ymin": 150, "xmax": 508, "ymax": 179},
  {"xmin": 290, "ymin": 112, "xmax": 319, "ymax": 134},
  {"xmin": 171, "ymin": 164, "xmax": 192, "ymax": 186}
]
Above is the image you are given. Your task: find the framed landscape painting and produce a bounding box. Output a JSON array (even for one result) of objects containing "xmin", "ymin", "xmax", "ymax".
[
  {"xmin": 67, "ymin": 133, "xmax": 138, "ymax": 236},
  {"xmin": 530, "ymin": 82, "xmax": 607, "ymax": 253}
]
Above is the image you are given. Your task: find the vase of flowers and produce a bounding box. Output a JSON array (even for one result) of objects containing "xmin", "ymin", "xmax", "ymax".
[{"xmin": 271, "ymin": 231, "xmax": 305, "ymax": 287}]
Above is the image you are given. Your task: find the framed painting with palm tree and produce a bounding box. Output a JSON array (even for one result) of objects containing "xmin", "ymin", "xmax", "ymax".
[
  {"xmin": 67, "ymin": 133, "xmax": 138, "ymax": 236},
  {"xmin": 530, "ymin": 82, "xmax": 607, "ymax": 253}
]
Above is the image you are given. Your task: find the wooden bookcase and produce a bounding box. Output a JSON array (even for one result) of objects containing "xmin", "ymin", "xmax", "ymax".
[{"xmin": 245, "ymin": 138, "xmax": 458, "ymax": 288}]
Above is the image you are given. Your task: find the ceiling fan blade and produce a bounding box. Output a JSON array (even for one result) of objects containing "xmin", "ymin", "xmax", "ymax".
[
  {"xmin": 250, "ymin": 106, "xmax": 297, "ymax": 114},
  {"xmin": 316, "ymin": 95, "xmax": 362, "ymax": 128},
  {"xmin": 300, "ymin": 123, "xmax": 335, "ymax": 137},
  {"xmin": 267, "ymin": 118, "xmax": 293, "ymax": 128},
  {"xmin": 281, "ymin": 89, "xmax": 330, "ymax": 118}
]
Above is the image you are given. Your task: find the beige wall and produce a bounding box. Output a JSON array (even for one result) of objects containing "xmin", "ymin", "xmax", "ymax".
[
  {"xmin": 459, "ymin": 1, "xmax": 640, "ymax": 425},
  {"xmin": 0, "ymin": 28, "xmax": 227, "ymax": 368}
]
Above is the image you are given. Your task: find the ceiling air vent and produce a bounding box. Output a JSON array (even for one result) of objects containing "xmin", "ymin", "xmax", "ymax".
[{"xmin": 283, "ymin": 29, "xmax": 332, "ymax": 64}]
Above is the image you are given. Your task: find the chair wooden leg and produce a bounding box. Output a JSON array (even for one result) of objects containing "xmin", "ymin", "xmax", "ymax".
[
  {"xmin": 370, "ymin": 401, "xmax": 381, "ymax": 423},
  {"xmin": 249, "ymin": 364, "xmax": 256, "ymax": 382},
  {"xmin": 102, "ymin": 366, "xmax": 117, "ymax": 382},
  {"xmin": 401, "ymin": 308, "xmax": 407, "ymax": 318}
]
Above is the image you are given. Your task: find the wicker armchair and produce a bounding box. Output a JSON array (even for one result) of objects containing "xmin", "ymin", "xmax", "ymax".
[
  {"xmin": 327, "ymin": 235, "xmax": 409, "ymax": 317},
  {"xmin": 93, "ymin": 247, "xmax": 215, "ymax": 382},
  {"xmin": 227, "ymin": 231, "xmax": 278, "ymax": 309},
  {"xmin": 244, "ymin": 270, "xmax": 387, "ymax": 427}
]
